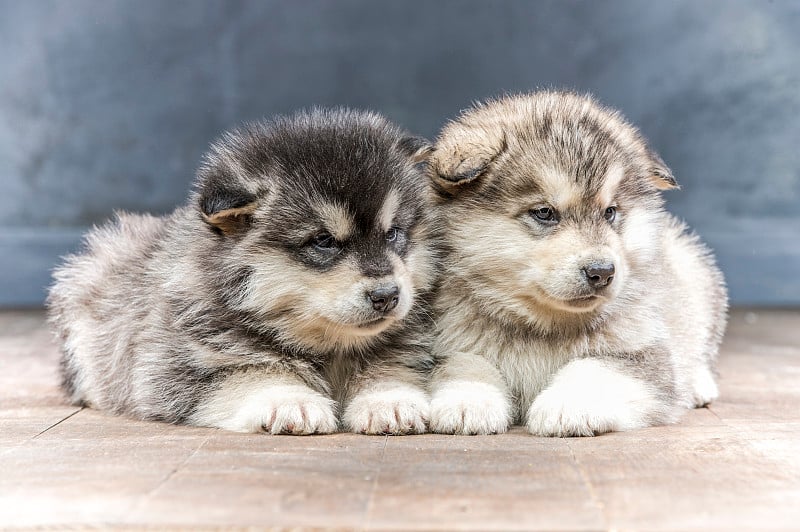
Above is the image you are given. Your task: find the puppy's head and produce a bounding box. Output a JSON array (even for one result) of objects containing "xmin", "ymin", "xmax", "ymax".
[
  {"xmin": 193, "ymin": 108, "xmax": 434, "ymax": 351},
  {"xmin": 430, "ymin": 91, "xmax": 675, "ymax": 325}
]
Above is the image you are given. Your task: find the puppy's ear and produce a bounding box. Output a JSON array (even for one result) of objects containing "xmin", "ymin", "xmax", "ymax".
[
  {"xmin": 198, "ymin": 178, "xmax": 258, "ymax": 235},
  {"xmin": 647, "ymin": 148, "xmax": 679, "ymax": 190},
  {"xmin": 398, "ymin": 136, "xmax": 433, "ymax": 164},
  {"xmin": 429, "ymin": 126, "xmax": 507, "ymax": 195}
]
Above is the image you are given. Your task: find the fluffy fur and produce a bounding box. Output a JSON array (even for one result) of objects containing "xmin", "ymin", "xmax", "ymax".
[
  {"xmin": 427, "ymin": 91, "xmax": 728, "ymax": 437},
  {"xmin": 48, "ymin": 108, "xmax": 438, "ymax": 435}
]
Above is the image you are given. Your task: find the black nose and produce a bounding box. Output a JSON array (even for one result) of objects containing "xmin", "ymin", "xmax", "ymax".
[
  {"xmin": 583, "ymin": 262, "xmax": 615, "ymax": 289},
  {"xmin": 368, "ymin": 285, "xmax": 400, "ymax": 313}
]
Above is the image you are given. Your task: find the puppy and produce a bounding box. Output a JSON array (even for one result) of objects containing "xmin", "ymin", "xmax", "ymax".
[
  {"xmin": 427, "ymin": 91, "xmax": 728, "ymax": 436},
  {"xmin": 48, "ymin": 108, "xmax": 437, "ymax": 435}
]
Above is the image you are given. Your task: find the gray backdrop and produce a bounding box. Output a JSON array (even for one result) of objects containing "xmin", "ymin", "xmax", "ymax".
[{"xmin": 2, "ymin": 0, "xmax": 799, "ymax": 306}]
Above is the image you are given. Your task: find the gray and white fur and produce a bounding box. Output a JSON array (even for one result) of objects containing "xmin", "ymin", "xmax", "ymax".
[
  {"xmin": 48, "ymin": 108, "xmax": 437, "ymax": 435},
  {"xmin": 427, "ymin": 91, "xmax": 728, "ymax": 437}
]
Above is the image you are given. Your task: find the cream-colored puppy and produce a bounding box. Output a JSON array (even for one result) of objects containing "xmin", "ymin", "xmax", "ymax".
[{"xmin": 427, "ymin": 91, "xmax": 728, "ymax": 437}]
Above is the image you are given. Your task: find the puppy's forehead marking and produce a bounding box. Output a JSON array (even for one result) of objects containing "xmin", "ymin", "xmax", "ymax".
[
  {"xmin": 597, "ymin": 163, "xmax": 626, "ymax": 207},
  {"xmin": 537, "ymin": 166, "xmax": 582, "ymax": 210},
  {"xmin": 377, "ymin": 188, "xmax": 401, "ymax": 231},
  {"xmin": 314, "ymin": 201, "xmax": 354, "ymax": 240}
]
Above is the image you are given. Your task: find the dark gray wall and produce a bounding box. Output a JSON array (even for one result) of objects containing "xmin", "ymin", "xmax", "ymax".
[{"xmin": 2, "ymin": 0, "xmax": 799, "ymax": 306}]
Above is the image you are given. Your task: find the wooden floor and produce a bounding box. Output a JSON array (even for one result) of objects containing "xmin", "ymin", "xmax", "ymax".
[{"xmin": 1, "ymin": 309, "xmax": 799, "ymax": 531}]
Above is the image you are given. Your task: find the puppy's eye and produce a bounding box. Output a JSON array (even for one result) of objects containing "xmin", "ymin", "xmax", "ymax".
[
  {"xmin": 386, "ymin": 227, "xmax": 400, "ymax": 242},
  {"xmin": 530, "ymin": 206, "xmax": 557, "ymax": 224},
  {"xmin": 311, "ymin": 232, "xmax": 337, "ymax": 250},
  {"xmin": 604, "ymin": 206, "xmax": 617, "ymax": 223}
]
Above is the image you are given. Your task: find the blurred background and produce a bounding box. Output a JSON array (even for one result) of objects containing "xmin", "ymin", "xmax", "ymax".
[{"xmin": 1, "ymin": 0, "xmax": 798, "ymax": 307}]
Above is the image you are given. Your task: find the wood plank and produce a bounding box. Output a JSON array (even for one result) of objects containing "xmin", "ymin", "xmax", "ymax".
[
  {"xmin": 0, "ymin": 406, "xmax": 81, "ymax": 448},
  {"xmin": 0, "ymin": 309, "xmax": 798, "ymax": 530},
  {"xmin": 365, "ymin": 431, "xmax": 604, "ymax": 531},
  {"xmin": 127, "ymin": 434, "xmax": 383, "ymax": 528},
  {"xmin": 0, "ymin": 409, "xmax": 211, "ymax": 527},
  {"xmin": 566, "ymin": 421, "xmax": 800, "ymax": 530}
]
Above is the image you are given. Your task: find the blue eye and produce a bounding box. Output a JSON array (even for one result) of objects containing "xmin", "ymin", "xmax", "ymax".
[
  {"xmin": 530, "ymin": 206, "xmax": 557, "ymax": 224},
  {"xmin": 386, "ymin": 227, "xmax": 399, "ymax": 242},
  {"xmin": 604, "ymin": 206, "xmax": 617, "ymax": 222},
  {"xmin": 312, "ymin": 232, "xmax": 336, "ymax": 250}
]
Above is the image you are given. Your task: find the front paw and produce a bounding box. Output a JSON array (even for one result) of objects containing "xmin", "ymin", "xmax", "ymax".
[
  {"xmin": 526, "ymin": 387, "xmax": 600, "ymax": 437},
  {"xmin": 258, "ymin": 388, "xmax": 338, "ymax": 435},
  {"xmin": 526, "ymin": 358, "xmax": 661, "ymax": 437},
  {"xmin": 429, "ymin": 381, "xmax": 511, "ymax": 435},
  {"xmin": 197, "ymin": 383, "xmax": 337, "ymax": 435},
  {"xmin": 344, "ymin": 385, "xmax": 429, "ymax": 435}
]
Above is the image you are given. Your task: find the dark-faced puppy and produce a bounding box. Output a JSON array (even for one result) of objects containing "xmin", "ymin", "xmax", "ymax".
[
  {"xmin": 427, "ymin": 91, "xmax": 728, "ymax": 436},
  {"xmin": 48, "ymin": 108, "xmax": 437, "ymax": 435}
]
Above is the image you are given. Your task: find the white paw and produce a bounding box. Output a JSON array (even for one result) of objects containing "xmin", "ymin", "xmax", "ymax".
[
  {"xmin": 194, "ymin": 383, "xmax": 338, "ymax": 435},
  {"xmin": 429, "ymin": 381, "xmax": 511, "ymax": 435},
  {"xmin": 257, "ymin": 389, "xmax": 338, "ymax": 435},
  {"xmin": 344, "ymin": 385, "xmax": 429, "ymax": 435},
  {"xmin": 526, "ymin": 358, "xmax": 663, "ymax": 437},
  {"xmin": 691, "ymin": 366, "xmax": 719, "ymax": 407}
]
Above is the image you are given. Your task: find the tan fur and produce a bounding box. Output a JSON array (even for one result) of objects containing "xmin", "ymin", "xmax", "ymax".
[
  {"xmin": 427, "ymin": 91, "xmax": 727, "ymax": 437},
  {"xmin": 313, "ymin": 200, "xmax": 354, "ymax": 241},
  {"xmin": 202, "ymin": 202, "xmax": 258, "ymax": 234},
  {"xmin": 378, "ymin": 189, "xmax": 401, "ymax": 232}
]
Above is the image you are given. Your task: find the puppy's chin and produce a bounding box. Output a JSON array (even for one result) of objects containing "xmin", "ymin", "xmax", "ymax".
[
  {"xmin": 289, "ymin": 306, "xmax": 410, "ymax": 351},
  {"xmin": 524, "ymin": 285, "xmax": 610, "ymax": 315},
  {"xmin": 339, "ymin": 316, "xmax": 398, "ymax": 337},
  {"xmin": 546, "ymin": 294, "xmax": 606, "ymax": 314}
]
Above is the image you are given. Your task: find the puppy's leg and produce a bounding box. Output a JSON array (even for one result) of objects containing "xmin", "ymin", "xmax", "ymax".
[
  {"xmin": 343, "ymin": 364, "xmax": 429, "ymax": 435},
  {"xmin": 526, "ymin": 353, "xmax": 676, "ymax": 437},
  {"xmin": 429, "ymin": 352, "xmax": 513, "ymax": 435},
  {"xmin": 189, "ymin": 369, "xmax": 337, "ymax": 434}
]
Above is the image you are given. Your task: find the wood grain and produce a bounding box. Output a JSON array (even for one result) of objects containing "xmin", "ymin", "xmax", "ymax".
[{"xmin": 0, "ymin": 309, "xmax": 798, "ymax": 530}]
